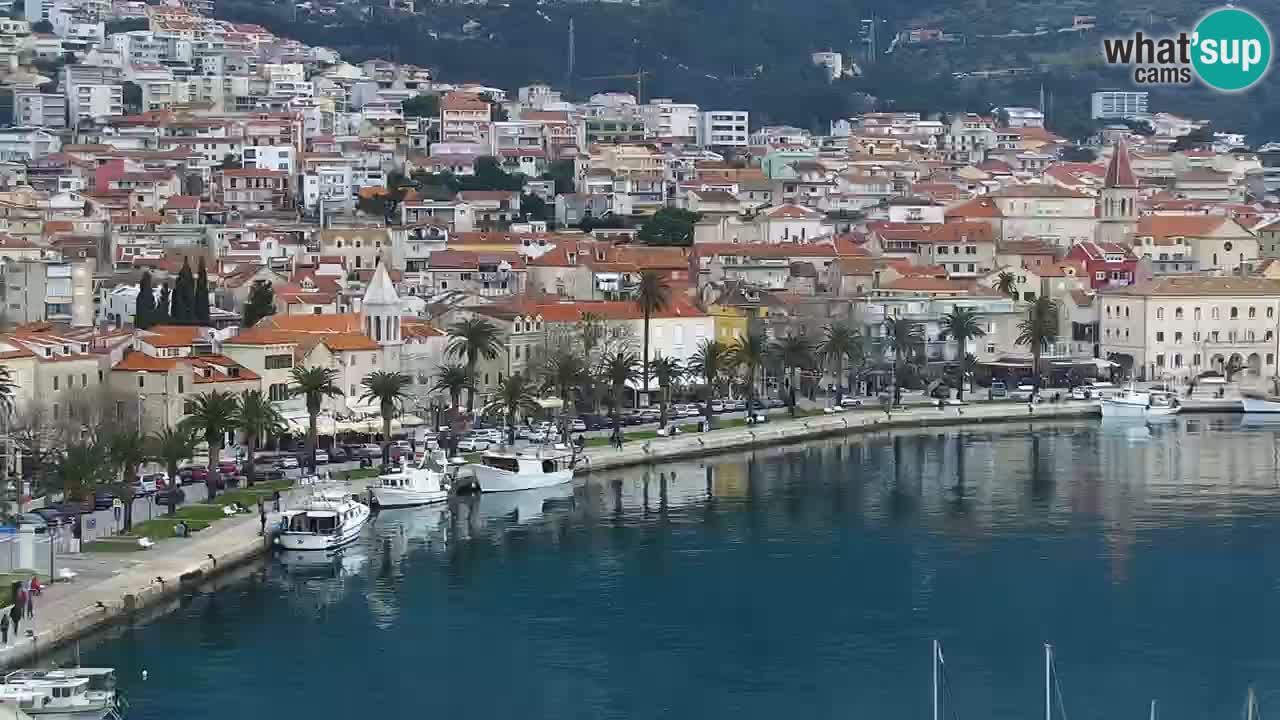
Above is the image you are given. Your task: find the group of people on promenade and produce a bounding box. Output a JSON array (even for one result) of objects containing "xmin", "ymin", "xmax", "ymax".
[{"xmin": 0, "ymin": 576, "xmax": 39, "ymax": 647}]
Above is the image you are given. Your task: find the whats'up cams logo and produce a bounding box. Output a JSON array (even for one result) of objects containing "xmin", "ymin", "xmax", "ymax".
[{"xmin": 1102, "ymin": 6, "xmax": 1272, "ymax": 91}]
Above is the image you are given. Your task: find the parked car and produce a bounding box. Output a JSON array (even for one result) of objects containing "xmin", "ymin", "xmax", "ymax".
[
  {"xmin": 456, "ymin": 437, "xmax": 491, "ymax": 453},
  {"xmin": 136, "ymin": 474, "xmax": 159, "ymax": 495},
  {"xmin": 93, "ymin": 490, "xmax": 115, "ymax": 511},
  {"xmin": 475, "ymin": 429, "xmax": 503, "ymax": 444},
  {"xmin": 156, "ymin": 488, "xmax": 186, "ymax": 508},
  {"xmin": 1009, "ymin": 384, "xmax": 1037, "ymax": 402},
  {"xmin": 257, "ymin": 467, "xmax": 286, "ymax": 482},
  {"xmin": 178, "ymin": 465, "xmax": 208, "ymax": 484},
  {"xmin": 570, "ymin": 418, "xmax": 587, "ymax": 432},
  {"xmin": 279, "ymin": 456, "xmax": 298, "ymax": 469},
  {"xmin": 711, "ymin": 401, "xmax": 726, "ymax": 413},
  {"xmin": 31, "ymin": 508, "xmax": 66, "ymax": 526},
  {"xmin": 217, "ymin": 461, "xmax": 239, "ymax": 476},
  {"xmin": 766, "ymin": 398, "xmax": 787, "ymax": 409},
  {"xmin": 637, "ymin": 410, "xmax": 660, "ymax": 424},
  {"xmin": 527, "ymin": 429, "xmax": 550, "ymax": 443},
  {"xmin": 355, "ymin": 444, "xmax": 382, "ymax": 459},
  {"xmin": 393, "ymin": 440, "xmax": 413, "ymax": 450},
  {"xmin": 327, "ymin": 447, "xmax": 348, "ymax": 462},
  {"xmin": 677, "ymin": 404, "xmax": 700, "ymax": 418},
  {"xmin": 840, "ymin": 397, "xmax": 864, "ymax": 408},
  {"xmin": 314, "ymin": 450, "xmax": 330, "ymax": 464},
  {"xmin": 580, "ymin": 414, "xmax": 611, "ymax": 430},
  {"xmin": 989, "ymin": 380, "xmax": 1009, "ymax": 399},
  {"xmin": 17, "ymin": 513, "xmax": 48, "ymax": 534}
]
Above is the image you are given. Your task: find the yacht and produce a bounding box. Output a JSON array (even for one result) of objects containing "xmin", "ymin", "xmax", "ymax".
[
  {"xmin": 458, "ymin": 445, "xmax": 576, "ymax": 493},
  {"xmin": 369, "ymin": 451, "xmax": 452, "ymax": 508},
  {"xmin": 275, "ymin": 490, "xmax": 370, "ymax": 551},
  {"xmin": 1099, "ymin": 385, "xmax": 1181, "ymax": 418},
  {"xmin": 0, "ymin": 668, "xmax": 120, "ymax": 719},
  {"xmin": 1240, "ymin": 391, "xmax": 1280, "ymax": 414}
]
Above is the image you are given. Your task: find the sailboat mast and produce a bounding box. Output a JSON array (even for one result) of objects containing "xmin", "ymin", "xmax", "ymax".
[
  {"xmin": 1150, "ymin": 699, "xmax": 1158, "ymax": 720},
  {"xmin": 1044, "ymin": 643, "xmax": 1053, "ymax": 720},
  {"xmin": 932, "ymin": 640, "xmax": 940, "ymax": 720}
]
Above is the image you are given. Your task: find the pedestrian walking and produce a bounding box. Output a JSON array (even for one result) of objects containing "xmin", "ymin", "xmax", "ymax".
[
  {"xmin": 2, "ymin": 610, "xmax": 10, "ymax": 646},
  {"xmin": 272, "ymin": 489, "xmax": 281, "ymax": 512},
  {"xmin": 258, "ymin": 499, "xmax": 267, "ymax": 536},
  {"xmin": 25, "ymin": 588, "xmax": 32, "ymax": 621},
  {"xmin": 11, "ymin": 591, "xmax": 23, "ymax": 636}
]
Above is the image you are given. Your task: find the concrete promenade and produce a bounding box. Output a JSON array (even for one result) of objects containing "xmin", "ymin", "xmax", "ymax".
[{"xmin": 0, "ymin": 399, "xmax": 1101, "ymax": 670}]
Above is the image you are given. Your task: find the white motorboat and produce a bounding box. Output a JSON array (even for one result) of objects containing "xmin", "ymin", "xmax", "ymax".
[
  {"xmin": 0, "ymin": 668, "xmax": 120, "ymax": 719},
  {"xmin": 1099, "ymin": 385, "xmax": 1181, "ymax": 418},
  {"xmin": 1240, "ymin": 391, "xmax": 1280, "ymax": 414},
  {"xmin": 369, "ymin": 451, "xmax": 452, "ymax": 508},
  {"xmin": 458, "ymin": 446, "xmax": 576, "ymax": 493},
  {"xmin": 275, "ymin": 490, "xmax": 370, "ymax": 551}
]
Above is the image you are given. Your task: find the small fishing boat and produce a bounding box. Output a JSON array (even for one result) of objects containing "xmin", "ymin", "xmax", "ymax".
[
  {"xmin": 1100, "ymin": 384, "xmax": 1181, "ymax": 419},
  {"xmin": 457, "ymin": 445, "xmax": 576, "ymax": 493},
  {"xmin": 0, "ymin": 668, "xmax": 121, "ymax": 719},
  {"xmin": 369, "ymin": 451, "xmax": 452, "ymax": 509},
  {"xmin": 275, "ymin": 490, "xmax": 370, "ymax": 551}
]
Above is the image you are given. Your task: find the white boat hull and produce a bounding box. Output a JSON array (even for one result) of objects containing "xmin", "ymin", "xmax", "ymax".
[
  {"xmin": 276, "ymin": 504, "xmax": 369, "ymax": 551},
  {"xmin": 370, "ymin": 486, "xmax": 448, "ymax": 508},
  {"xmin": 1242, "ymin": 396, "xmax": 1280, "ymax": 413},
  {"xmin": 466, "ymin": 463, "xmax": 573, "ymax": 493},
  {"xmin": 1100, "ymin": 399, "xmax": 1180, "ymax": 418}
]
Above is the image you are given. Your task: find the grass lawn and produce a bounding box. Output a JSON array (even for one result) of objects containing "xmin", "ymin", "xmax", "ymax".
[
  {"xmin": 81, "ymin": 541, "xmax": 147, "ymax": 553},
  {"xmin": 334, "ymin": 468, "xmax": 379, "ymax": 481},
  {"xmin": 214, "ymin": 479, "xmax": 294, "ymax": 509},
  {"xmin": 129, "ymin": 518, "xmax": 211, "ymax": 540},
  {"xmin": 173, "ymin": 505, "xmax": 228, "ymax": 522},
  {"xmin": 0, "ymin": 570, "xmax": 46, "ymax": 586}
]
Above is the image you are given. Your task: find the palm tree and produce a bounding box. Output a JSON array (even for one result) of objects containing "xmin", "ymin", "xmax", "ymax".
[
  {"xmin": 884, "ymin": 318, "xmax": 924, "ymax": 406},
  {"xmin": 600, "ymin": 351, "xmax": 640, "ymax": 438},
  {"xmin": 540, "ymin": 349, "xmax": 588, "ymax": 441},
  {"xmin": 288, "ymin": 366, "xmax": 343, "ymax": 471},
  {"xmin": 772, "ymin": 333, "xmax": 814, "ymax": 417},
  {"xmin": 55, "ymin": 439, "xmax": 112, "ymax": 511},
  {"xmin": 951, "ymin": 353, "xmax": 979, "ymax": 402},
  {"xmin": 107, "ymin": 429, "xmax": 147, "ymax": 531},
  {"xmin": 0, "ymin": 364, "xmax": 15, "ymax": 421},
  {"xmin": 728, "ymin": 333, "xmax": 768, "ymax": 418},
  {"xmin": 1016, "ymin": 296, "xmax": 1060, "ymax": 398},
  {"xmin": 432, "ymin": 364, "xmax": 472, "ymax": 414},
  {"xmin": 939, "ymin": 306, "xmax": 986, "ymax": 362},
  {"xmin": 360, "ymin": 370, "xmax": 412, "ymax": 466},
  {"xmin": 236, "ymin": 389, "xmax": 285, "ymax": 486},
  {"xmin": 688, "ymin": 339, "xmax": 727, "ymax": 428},
  {"xmin": 633, "ymin": 270, "xmax": 671, "ymax": 398},
  {"xmin": 577, "ymin": 311, "xmax": 607, "ymax": 411},
  {"xmin": 818, "ymin": 322, "xmax": 861, "ymax": 406},
  {"xmin": 180, "ymin": 390, "xmax": 239, "ymax": 501},
  {"xmin": 149, "ymin": 427, "xmax": 196, "ymax": 516},
  {"xmin": 651, "ymin": 354, "xmax": 683, "ymax": 429},
  {"xmin": 994, "ymin": 270, "xmax": 1018, "ymax": 300},
  {"xmin": 487, "ymin": 373, "xmax": 541, "ymax": 444},
  {"xmin": 446, "ymin": 316, "xmax": 503, "ymax": 416}
]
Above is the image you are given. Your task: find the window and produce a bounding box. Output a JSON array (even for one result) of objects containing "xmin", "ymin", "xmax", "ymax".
[
  {"xmin": 1156, "ymin": 332, "xmax": 1164, "ymax": 342},
  {"xmin": 1175, "ymin": 332, "xmax": 1183, "ymax": 343},
  {"xmin": 1156, "ymin": 307, "xmax": 1164, "ymax": 320},
  {"xmin": 265, "ymin": 354, "xmax": 292, "ymax": 370},
  {"xmin": 81, "ymin": 373, "xmax": 87, "ymax": 387},
  {"xmin": 138, "ymin": 375, "xmax": 145, "ymax": 388},
  {"xmin": 1195, "ymin": 307, "xmax": 1202, "ymax": 320},
  {"xmin": 52, "ymin": 377, "xmax": 58, "ymax": 391},
  {"xmin": 1212, "ymin": 307, "xmax": 1220, "ymax": 320},
  {"xmin": 269, "ymin": 383, "xmax": 288, "ymax": 401},
  {"xmin": 1125, "ymin": 307, "xmax": 1130, "ymax": 318},
  {"xmin": 1268, "ymin": 331, "xmax": 1275, "ymax": 342},
  {"xmin": 1271, "ymin": 307, "xmax": 1276, "ymax": 319},
  {"xmin": 1193, "ymin": 354, "xmax": 1201, "ymax": 366},
  {"xmin": 350, "ymin": 385, "xmax": 356, "ymax": 395},
  {"xmin": 1156, "ymin": 354, "xmax": 1165, "ymax": 368},
  {"xmin": 1270, "ymin": 354, "xmax": 1276, "ymax": 366},
  {"xmin": 1175, "ymin": 307, "xmax": 1183, "ymax": 319},
  {"xmin": 177, "ymin": 376, "xmax": 184, "ymax": 394},
  {"xmin": 1231, "ymin": 307, "xmax": 1239, "ymax": 319},
  {"xmin": 937, "ymin": 246, "xmax": 949, "ymax": 255},
  {"xmin": 1174, "ymin": 353, "xmax": 1182, "ymax": 368}
]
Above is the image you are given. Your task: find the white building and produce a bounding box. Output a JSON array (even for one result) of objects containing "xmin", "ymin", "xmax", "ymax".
[
  {"xmin": 1099, "ymin": 276, "xmax": 1280, "ymax": 382},
  {"xmin": 1091, "ymin": 91, "xmax": 1149, "ymax": 120},
  {"xmin": 13, "ymin": 92, "xmax": 66, "ymax": 129},
  {"xmin": 640, "ymin": 98, "xmax": 700, "ymax": 139},
  {"xmin": 242, "ymin": 145, "xmax": 295, "ymax": 174},
  {"xmin": 699, "ymin": 110, "xmax": 749, "ymax": 148},
  {"xmin": 0, "ymin": 127, "xmax": 59, "ymax": 161},
  {"xmin": 68, "ymin": 83, "xmax": 123, "ymax": 123}
]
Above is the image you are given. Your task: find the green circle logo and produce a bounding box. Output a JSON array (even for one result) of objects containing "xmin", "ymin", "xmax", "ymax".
[{"xmin": 1192, "ymin": 7, "xmax": 1272, "ymax": 91}]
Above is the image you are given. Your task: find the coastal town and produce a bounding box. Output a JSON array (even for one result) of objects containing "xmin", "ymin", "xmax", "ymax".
[{"xmin": 0, "ymin": 0, "xmax": 1266, "ymax": 713}]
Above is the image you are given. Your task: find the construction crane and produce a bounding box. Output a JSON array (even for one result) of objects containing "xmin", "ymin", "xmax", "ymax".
[{"xmin": 580, "ymin": 70, "xmax": 650, "ymax": 104}]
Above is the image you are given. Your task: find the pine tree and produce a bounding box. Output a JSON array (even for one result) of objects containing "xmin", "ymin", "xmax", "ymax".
[
  {"xmin": 156, "ymin": 283, "xmax": 172, "ymax": 324},
  {"xmin": 241, "ymin": 280, "xmax": 276, "ymax": 328},
  {"xmin": 172, "ymin": 258, "xmax": 195, "ymax": 325},
  {"xmin": 194, "ymin": 257, "xmax": 211, "ymax": 326},
  {"xmin": 135, "ymin": 271, "xmax": 155, "ymax": 329}
]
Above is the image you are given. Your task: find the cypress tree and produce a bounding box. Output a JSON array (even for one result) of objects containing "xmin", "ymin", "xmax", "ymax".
[
  {"xmin": 172, "ymin": 258, "xmax": 195, "ymax": 324},
  {"xmin": 135, "ymin": 271, "xmax": 155, "ymax": 329},
  {"xmin": 241, "ymin": 280, "xmax": 276, "ymax": 328},
  {"xmin": 195, "ymin": 257, "xmax": 211, "ymax": 326},
  {"xmin": 156, "ymin": 283, "xmax": 172, "ymax": 324}
]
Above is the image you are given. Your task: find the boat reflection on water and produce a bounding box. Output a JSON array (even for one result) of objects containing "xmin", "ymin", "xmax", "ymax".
[
  {"xmin": 454, "ymin": 483, "xmax": 579, "ymax": 538},
  {"xmin": 371, "ymin": 504, "xmax": 451, "ymax": 563},
  {"xmin": 1100, "ymin": 417, "xmax": 1153, "ymax": 443},
  {"xmin": 273, "ymin": 544, "xmax": 369, "ymax": 615}
]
